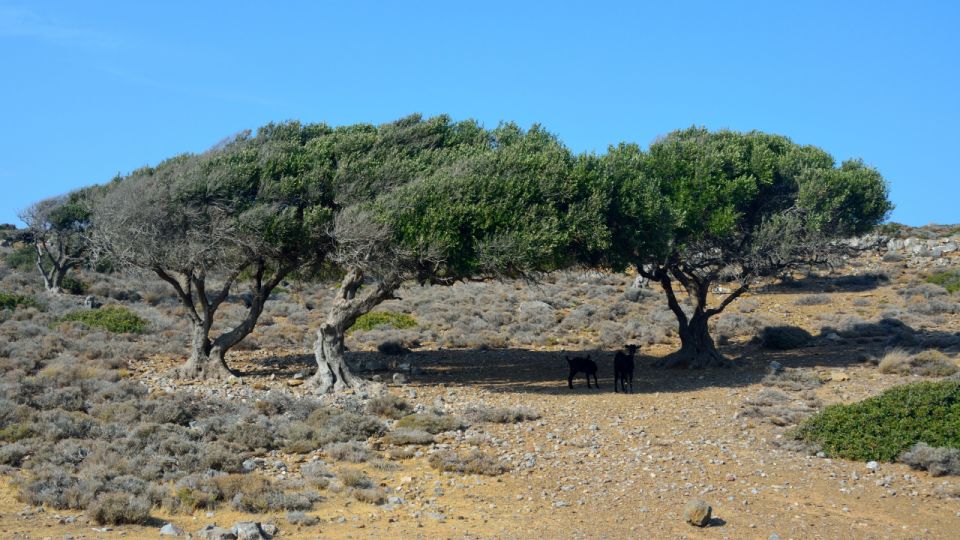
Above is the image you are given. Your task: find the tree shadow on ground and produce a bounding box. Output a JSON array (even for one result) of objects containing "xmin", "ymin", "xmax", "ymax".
[
  {"xmin": 232, "ymin": 340, "xmax": 942, "ymax": 397},
  {"xmin": 757, "ymin": 272, "xmax": 891, "ymax": 294}
]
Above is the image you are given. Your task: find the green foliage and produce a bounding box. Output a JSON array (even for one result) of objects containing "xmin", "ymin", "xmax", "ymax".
[
  {"xmin": 349, "ymin": 311, "xmax": 417, "ymax": 332},
  {"xmin": 3, "ymin": 245, "xmax": 36, "ymax": 272},
  {"xmin": 59, "ymin": 305, "xmax": 147, "ymax": 333},
  {"xmin": 0, "ymin": 291, "xmax": 38, "ymax": 310},
  {"xmin": 385, "ymin": 123, "xmax": 610, "ymax": 278},
  {"xmin": 60, "ymin": 275, "xmax": 86, "ymax": 295},
  {"xmin": 926, "ymin": 270, "xmax": 960, "ymax": 294},
  {"xmin": 0, "ymin": 423, "xmax": 33, "ymax": 442},
  {"xmin": 798, "ymin": 159, "xmax": 893, "ymax": 236},
  {"xmin": 793, "ymin": 381, "xmax": 960, "ymax": 461}
]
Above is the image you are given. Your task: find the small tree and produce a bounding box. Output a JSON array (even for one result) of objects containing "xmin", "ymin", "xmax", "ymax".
[
  {"xmin": 18, "ymin": 192, "xmax": 91, "ymax": 294},
  {"xmin": 91, "ymin": 123, "xmax": 332, "ymax": 379},
  {"xmin": 309, "ymin": 122, "xmax": 609, "ymax": 392},
  {"xmin": 603, "ymin": 128, "xmax": 892, "ymax": 368}
]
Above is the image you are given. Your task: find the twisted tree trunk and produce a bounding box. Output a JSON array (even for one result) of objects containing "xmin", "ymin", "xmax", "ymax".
[
  {"xmin": 176, "ymin": 320, "xmax": 237, "ymax": 380},
  {"xmin": 160, "ymin": 260, "xmax": 289, "ymax": 381},
  {"xmin": 643, "ymin": 265, "xmax": 747, "ymax": 369},
  {"xmin": 309, "ymin": 269, "xmax": 396, "ymax": 394}
]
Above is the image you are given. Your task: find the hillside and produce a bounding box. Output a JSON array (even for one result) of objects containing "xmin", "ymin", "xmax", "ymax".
[{"xmin": 0, "ymin": 229, "xmax": 958, "ymax": 539}]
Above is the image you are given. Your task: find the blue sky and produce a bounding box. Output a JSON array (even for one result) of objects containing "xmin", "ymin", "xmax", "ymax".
[{"xmin": 1, "ymin": 1, "xmax": 957, "ymax": 226}]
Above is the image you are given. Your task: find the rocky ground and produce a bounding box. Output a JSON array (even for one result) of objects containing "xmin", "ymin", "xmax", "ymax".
[{"xmin": 1, "ymin": 236, "xmax": 959, "ymax": 539}]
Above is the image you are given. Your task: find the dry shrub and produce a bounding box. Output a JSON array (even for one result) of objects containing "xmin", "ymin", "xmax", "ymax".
[
  {"xmin": 762, "ymin": 368, "xmax": 822, "ymax": 391},
  {"xmin": 350, "ymin": 486, "xmax": 386, "ymax": 504},
  {"xmin": 899, "ymin": 442, "xmax": 960, "ymax": 476},
  {"xmin": 463, "ymin": 404, "xmax": 540, "ymax": 423},
  {"xmin": 324, "ymin": 441, "xmax": 374, "ymax": 463},
  {"xmin": 878, "ymin": 349, "xmax": 958, "ymax": 377},
  {"xmin": 300, "ymin": 462, "xmax": 333, "ymax": 489},
  {"xmin": 428, "ymin": 450, "xmax": 508, "ymax": 476},
  {"xmin": 387, "ymin": 447, "xmax": 416, "ymax": 460},
  {"xmin": 338, "ymin": 469, "xmax": 373, "ymax": 489},
  {"xmin": 382, "ymin": 428, "xmax": 434, "ymax": 446},
  {"xmin": 394, "ymin": 413, "xmax": 467, "ymax": 434},
  {"xmin": 366, "ymin": 394, "xmax": 412, "ymax": 419},
  {"xmin": 739, "ymin": 389, "xmax": 820, "ymax": 427},
  {"xmin": 286, "ymin": 510, "xmax": 320, "ymax": 526},
  {"xmin": 795, "ymin": 294, "xmax": 831, "ymax": 306},
  {"xmin": 89, "ymin": 492, "xmax": 150, "ymax": 525}
]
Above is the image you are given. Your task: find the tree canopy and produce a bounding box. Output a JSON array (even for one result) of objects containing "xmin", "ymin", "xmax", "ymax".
[
  {"xmin": 19, "ymin": 190, "xmax": 93, "ymax": 294},
  {"xmin": 602, "ymin": 127, "xmax": 892, "ymax": 367},
  {"xmin": 75, "ymin": 117, "xmax": 892, "ymax": 385}
]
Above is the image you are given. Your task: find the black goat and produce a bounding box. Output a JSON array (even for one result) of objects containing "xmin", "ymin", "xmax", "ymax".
[
  {"xmin": 613, "ymin": 344, "xmax": 639, "ymax": 393},
  {"xmin": 566, "ymin": 354, "xmax": 598, "ymax": 389}
]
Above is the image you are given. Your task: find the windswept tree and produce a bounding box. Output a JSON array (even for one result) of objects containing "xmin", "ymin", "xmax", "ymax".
[
  {"xmin": 309, "ymin": 122, "xmax": 609, "ymax": 393},
  {"xmin": 91, "ymin": 122, "xmax": 333, "ymax": 379},
  {"xmin": 602, "ymin": 128, "xmax": 892, "ymax": 368},
  {"xmin": 18, "ymin": 191, "xmax": 92, "ymax": 294}
]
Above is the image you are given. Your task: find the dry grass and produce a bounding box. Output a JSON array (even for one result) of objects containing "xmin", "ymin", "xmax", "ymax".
[
  {"xmin": 382, "ymin": 428, "xmax": 435, "ymax": 446},
  {"xmin": 428, "ymin": 450, "xmax": 508, "ymax": 476},
  {"xmin": 394, "ymin": 412, "xmax": 467, "ymax": 434},
  {"xmin": 463, "ymin": 403, "xmax": 541, "ymax": 423},
  {"xmin": 899, "ymin": 443, "xmax": 960, "ymax": 476},
  {"xmin": 878, "ymin": 349, "xmax": 958, "ymax": 377}
]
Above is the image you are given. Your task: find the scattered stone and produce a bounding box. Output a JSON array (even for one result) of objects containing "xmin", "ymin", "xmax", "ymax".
[
  {"xmin": 768, "ymin": 361, "xmax": 783, "ymax": 374},
  {"xmin": 83, "ymin": 295, "xmax": 101, "ymax": 309},
  {"xmin": 866, "ymin": 461, "xmax": 880, "ymax": 472},
  {"xmin": 287, "ymin": 379, "xmax": 304, "ymax": 387},
  {"xmin": 683, "ymin": 498, "xmax": 712, "ymax": 527},
  {"xmin": 195, "ymin": 525, "xmax": 237, "ymax": 540},
  {"xmin": 232, "ymin": 521, "xmax": 268, "ymax": 540},
  {"xmin": 392, "ymin": 373, "xmax": 408, "ymax": 385},
  {"xmin": 160, "ymin": 523, "xmax": 184, "ymax": 536}
]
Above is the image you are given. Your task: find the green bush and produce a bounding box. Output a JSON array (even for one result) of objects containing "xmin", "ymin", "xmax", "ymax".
[
  {"xmin": 349, "ymin": 311, "xmax": 417, "ymax": 333},
  {"xmin": 793, "ymin": 381, "xmax": 960, "ymax": 461},
  {"xmin": 59, "ymin": 305, "xmax": 147, "ymax": 333},
  {"xmin": 926, "ymin": 270, "xmax": 960, "ymax": 294},
  {"xmin": 3, "ymin": 245, "xmax": 36, "ymax": 272},
  {"xmin": 0, "ymin": 291, "xmax": 38, "ymax": 311},
  {"xmin": 60, "ymin": 275, "xmax": 87, "ymax": 295}
]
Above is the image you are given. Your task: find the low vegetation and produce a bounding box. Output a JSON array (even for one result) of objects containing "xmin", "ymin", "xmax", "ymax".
[
  {"xmin": 0, "ymin": 291, "xmax": 38, "ymax": 311},
  {"xmin": 760, "ymin": 326, "xmax": 814, "ymax": 350},
  {"xmin": 463, "ymin": 404, "xmax": 541, "ymax": 424},
  {"xmin": 395, "ymin": 412, "xmax": 468, "ymax": 434},
  {"xmin": 794, "ymin": 381, "xmax": 960, "ymax": 461},
  {"xmin": 878, "ymin": 349, "xmax": 958, "ymax": 377},
  {"xmin": 926, "ymin": 270, "xmax": 960, "ymax": 294},
  {"xmin": 429, "ymin": 450, "xmax": 508, "ymax": 476},
  {"xmin": 349, "ymin": 311, "xmax": 418, "ymax": 333},
  {"xmin": 899, "ymin": 442, "xmax": 960, "ymax": 476},
  {"xmin": 58, "ymin": 305, "xmax": 147, "ymax": 333}
]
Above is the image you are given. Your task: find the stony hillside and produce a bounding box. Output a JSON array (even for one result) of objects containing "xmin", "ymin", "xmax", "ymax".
[{"xmin": 0, "ymin": 227, "xmax": 958, "ymax": 539}]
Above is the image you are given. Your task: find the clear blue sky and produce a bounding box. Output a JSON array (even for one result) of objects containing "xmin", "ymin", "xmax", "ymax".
[{"xmin": 2, "ymin": 1, "xmax": 957, "ymax": 226}]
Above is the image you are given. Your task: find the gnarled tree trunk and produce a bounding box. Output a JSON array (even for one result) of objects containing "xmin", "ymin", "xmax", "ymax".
[
  {"xmin": 36, "ymin": 243, "xmax": 78, "ymax": 295},
  {"xmin": 660, "ymin": 311, "xmax": 727, "ymax": 369},
  {"xmin": 159, "ymin": 261, "xmax": 289, "ymax": 381},
  {"xmin": 176, "ymin": 320, "xmax": 237, "ymax": 380},
  {"xmin": 645, "ymin": 266, "xmax": 746, "ymax": 369},
  {"xmin": 309, "ymin": 268, "xmax": 396, "ymax": 394}
]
